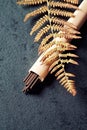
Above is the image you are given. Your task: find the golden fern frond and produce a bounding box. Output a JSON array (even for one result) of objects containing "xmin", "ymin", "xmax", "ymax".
[
  {"xmin": 52, "ymin": 24, "xmax": 80, "ymax": 35},
  {"xmin": 55, "ymin": 41, "xmax": 77, "ymax": 50},
  {"xmin": 30, "ymin": 15, "xmax": 49, "ymax": 35},
  {"xmin": 42, "ymin": 49, "xmax": 77, "ymax": 64},
  {"xmin": 61, "ymin": 79, "xmax": 76, "ymax": 96},
  {"xmin": 40, "ymin": 40, "xmax": 78, "ymax": 96},
  {"xmin": 35, "ymin": 23, "xmax": 72, "ymax": 43},
  {"xmin": 50, "ymin": 61, "xmax": 62, "ymax": 73},
  {"xmin": 50, "ymin": 9, "xmax": 74, "ymax": 18},
  {"xmin": 38, "ymin": 36, "xmax": 76, "ymax": 53},
  {"xmin": 41, "ymin": 47, "xmax": 78, "ymax": 65},
  {"xmin": 55, "ymin": 67, "xmax": 64, "ymax": 77},
  {"xmin": 55, "ymin": 32, "xmax": 81, "ymax": 39},
  {"xmin": 52, "ymin": 24, "xmax": 67, "ymax": 32},
  {"xmin": 41, "ymin": 46, "xmax": 58, "ymax": 63},
  {"xmin": 38, "ymin": 41, "xmax": 55, "ymax": 54},
  {"xmin": 17, "ymin": 0, "xmax": 47, "ymax": 5},
  {"xmin": 17, "ymin": 0, "xmax": 80, "ymax": 96},
  {"xmin": 50, "ymin": 61, "xmax": 61, "ymax": 74},
  {"xmin": 50, "ymin": 62, "xmax": 77, "ymax": 96},
  {"xmin": 64, "ymin": 0, "xmax": 79, "ymax": 4},
  {"xmin": 38, "ymin": 40, "xmax": 74, "ymax": 55},
  {"xmin": 24, "ymin": 5, "xmax": 48, "ymax": 22},
  {"xmin": 42, "ymin": 52, "xmax": 58, "ymax": 65},
  {"xmin": 51, "ymin": 17, "xmax": 77, "ymax": 29},
  {"xmin": 42, "ymin": 50, "xmax": 78, "ymax": 65},
  {"xmin": 57, "ymin": 72, "xmax": 75, "ymax": 81},
  {"xmin": 49, "ymin": 1, "xmax": 79, "ymax": 10},
  {"xmin": 56, "ymin": 46, "xmax": 75, "ymax": 51},
  {"xmin": 64, "ymin": 81, "xmax": 76, "ymax": 96},
  {"xmin": 66, "ymin": 73, "xmax": 75, "ymax": 77},
  {"xmin": 60, "ymin": 59, "xmax": 79, "ymax": 65},
  {"xmin": 34, "ymin": 25, "xmax": 51, "ymax": 42},
  {"xmin": 38, "ymin": 34, "xmax": 77, "ymax": 54},
  {"xmin": 63, "ymin": 27, "xmax": 80, "ymax": 35},
  {"xmin": 59, "ymin": 53, "xmax": 79, "ymax": 58},
  {"xmin": 40, "ymin": 34, "xmax": 53, "ymax": 46},
  {"xmin": 40, "ymin": 41, "xmax": 77, "ymax": 60},
  {"xmin": 49, "ymin": 60, "xmax": 75, "ymax": 78}
]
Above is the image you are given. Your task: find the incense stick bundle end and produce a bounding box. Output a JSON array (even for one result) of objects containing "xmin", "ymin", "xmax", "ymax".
[{"xmin": 23, "ymin": 71, "xmax": 40, "ymax": 93}]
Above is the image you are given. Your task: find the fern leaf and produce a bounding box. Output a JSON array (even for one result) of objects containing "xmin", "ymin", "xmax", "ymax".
[
  {"xmin": 66, "ymin": 73, "xmax": 75, "ymax": 77},
  {"xmin": 54, "ymin": 64, "xmax": 76, "ymax": 96},
  {"xmin": 49, "ymin": 1, "xmax": 79, "ymax": 10},
  {"xmin": 51, "ymin": 17, "xmax": 77, "ymax": 29},
  {"xmin": 61, "ymin": 59, "xmax": 79, "ymax": 65},
  {"xmin": 50, "ymin": 9, "xmax": 74, "ymax": 17},
  {"xmin": 24, "ymin": 6, "xmax": 48, "ymax": 22},
  {"xmin": 52, "ymin": 25, "xmax": 80, "ymax": 37},
  {"xmin": 50, "ymin": 64, "xmax": 62, "ymax": 74},
  {"xmin": 59, "ymin": 53, "xmax": 79, "ymax": 58},
  {"xmin": 47, "ymin": 24, "xmax": 77, "ymax": 34},
  {"xmin": 34, "ymin": 25, "xmax": 50, "ymax": 42},
  {"xmin": 40, "ymin": 41, "xmax": 77, "ymax": 62},
  {"xmin": 53, "ymin": 26, "xmax": 80, "ymax": 38},
  {"xmin": 57, "ymin": 71, "xmax": 75, "ymax": 80},
  {"xmin": 55, "ymin": 32, "xmax": 81, "ymax": 39},
  {"xmin": 55, "ymin": 68, "xmax": 64, "ymax": 77},
  {"xmin": 50, "ymin": 65, "xmax": 75, "ymax": 78},
  {"xmin": 64, "ymin": 0, "xmax": 79, "ymax": 4},
  {"xmin": 64, "ymin": 27, "xmax": 80, "ymax": 35},
  {"xmin": 30, "ymin": 15, "xmax": 49, "ymax": 35},
  {"xmin": 43, "ymin": 52, "xmax": 58, "ymax": 65},
  {"xmin": 64, "ymin": 82, "xmax": 76, "ymax": 96},
  {"xmin": 49, "ymin": 60, "xmax": 59, "ymax": 71},
  {"xmin": 38, "ymin": 35, "xmax": 77, "ymax": 54},
  {"xmin": 59, "ymin": 76, "xmax": 66, "ymax": 84},
  {"xmin": 38, "ymin": 41, "xmax": 54, "ymax": 54},
  {"xmin": 56, "ymin": 41, "xmax": 77, "ymax": 50},
  {"xmin": 65, "ymin": 33, "xmax": 81, "ymax": 39},
  {"xmin": 40, "ymin": 42, "xmax": 76, "ymax": 63},
  {"xmin": 39, "ymin": 34, "xmax": 53, "ymax": 47},
  {"xmin": 52, "ymin": 61, "xmax": 77, "ymax": 96},
  {"xmin": 62, "ymin": 75, "xmax": 76, "ymax": 96},
  {"xmin": 57, "ymin": 72, "xmax": 65, "ymax": 80},
  {"xmin": 17, "ymin": 0, "xmax": 47, "ymax": 5},
  {"xmin": 17, "ymin": 0, "xmax": 80, "ymax": 96},
  {"xmin": 61, "ymin": 80, "xmax": 68, "ymax": 86},
  {"xmin": 41, "ymin": 47, "xmax": 57, "ymax": 62},
  {"xmin": 52, "ymin": 24, "xmax": 67, "ymax": 32}
]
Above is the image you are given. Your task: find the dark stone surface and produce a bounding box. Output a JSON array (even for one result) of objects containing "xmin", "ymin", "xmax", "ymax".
[{"xmin": 0, "ymin": 0, "xmax": 87, "ymax": 130}]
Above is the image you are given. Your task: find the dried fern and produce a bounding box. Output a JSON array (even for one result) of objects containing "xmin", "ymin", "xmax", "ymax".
[
  {"xmin": 30, "ymin": 15, "xmax": 49, "ymax": 35},
  {"xmin": 24, "ymin": 5, "xmax": 48, "ymax": 22},
  {"xmin": 49, "ymin": 1, "xmax": 79, "ymax": 9},
  {"xmin": 17, "ymin": 0, "xmax": 47, "ymax": 5},
  {"xmin": 64, "ymin": 0, "xmax": 79, "ymax": 4},
  {"xmin": 17, "ymin": 0, "xmax": 80, "ymax": 96}
]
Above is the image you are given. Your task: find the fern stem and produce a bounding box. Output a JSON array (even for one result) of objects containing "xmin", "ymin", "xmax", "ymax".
[
  {"xmin": 47, "ymin": 0, "xmax": 70, "ymax": 88},
  {"xmin": 46, "ymin": 0, "xmax": 54, "ymax": 36}
]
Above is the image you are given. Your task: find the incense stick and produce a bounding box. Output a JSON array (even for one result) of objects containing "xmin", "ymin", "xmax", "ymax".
[{"xmin": 23, "ymin": 72, "xmax": 39, "ymax": 93}]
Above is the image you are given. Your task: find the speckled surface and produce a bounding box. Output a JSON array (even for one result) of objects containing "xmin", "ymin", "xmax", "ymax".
[{"xmin": 0, "ymin": 0, "xmax": 87, "ymax": 130}]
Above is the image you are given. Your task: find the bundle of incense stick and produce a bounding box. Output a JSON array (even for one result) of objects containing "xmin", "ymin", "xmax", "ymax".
[
  {"xmin": 23, "ymin": 72, "xmax": 39, "ymax": 92},
  {"xmin": 23, "ymin": 0, "xmax": 87, "ymax": 93}
]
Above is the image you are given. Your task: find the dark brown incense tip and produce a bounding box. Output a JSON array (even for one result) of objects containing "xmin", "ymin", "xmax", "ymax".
[{"xmin": 23, "ymin": 71, "xmax": 40, "ymax": 93}]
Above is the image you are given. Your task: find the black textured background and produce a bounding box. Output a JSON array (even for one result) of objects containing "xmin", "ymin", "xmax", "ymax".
[{"xmin": 0, "ymin": 0, "xmax": 87, "ymax": 130}]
